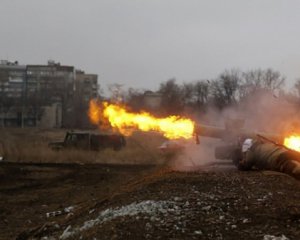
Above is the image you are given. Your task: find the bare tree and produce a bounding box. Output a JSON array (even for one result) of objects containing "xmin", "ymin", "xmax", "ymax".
[
  {"xmin": 181, "ymin": 82, "xmax": 194, "ymax": 105},
  {"xmin": 108, "ymin": 83, "xmax": 125, "ymax": 103},
  {"xmin": 211, "ymin": 69, "xmax": 241, "ymax": 108},
  {"xmin": 194, "ymin": 80, "xmax": 210, "ymax": 108},
  {"xmin": 263, "ymin": 68, "xmax": 285, "ymax": 90},
  {"xmin": 243, "ymin": 69, "xmax": 264, "ymax": 88},
  {"xmin": 294, "ymin": 79, "xmax": 300, "ymax": 97},
  {"xmin": 125, "ymin": 88, "xmax": 145, "ymax": 111},
  {"xmin": 241, "ymin": 69, "xmax": 285, "ymax": 99},
  {"xmin": 159, "ymin": 78, "xmax": 184, "ymax": 114}
]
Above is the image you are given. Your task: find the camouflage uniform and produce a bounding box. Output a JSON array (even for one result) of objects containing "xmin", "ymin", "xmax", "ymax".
[{"xmin": 238, "ymin": 140, "xmax": 300, "ymax": 179}]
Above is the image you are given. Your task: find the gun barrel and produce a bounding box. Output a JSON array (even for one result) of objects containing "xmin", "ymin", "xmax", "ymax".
[
  {"xmin": 195, "ymin": 124, "xmax": 227, "ymax": 139},
  {"xmin": 195, "ymin": 124, "xmax": 283, "ymax": 143}
]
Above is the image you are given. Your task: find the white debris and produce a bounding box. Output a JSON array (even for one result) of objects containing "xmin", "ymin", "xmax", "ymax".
[
  {"xmin": 173, "ymin": 197, "xmax": 182, "ymax": 202},
  {"xmin": 145, "ymin": 222, "xmax": 152, "ymax": 230},
  {"xmin": 46, "ymin": 211, "xmax": 62, "ymax": 218},
  {"xmin": 60, "ymin": 225, "xmax": 72, "ymax": 240},
  {"xmin": 64, "ymin": 206, "xmax": 74, "ymax": 213},
  {"xmin": 41, "ymin": 237, "xmax": 56, "ymax": 240},
  {"xmin": 59, "ymin": 200, "xmax": 175, "ymax": 239},
  {"xmin": 263, "ymin": 235, "xmax": 289, "ymax": 240},
  {"xmin": 47, "ymin": 206, "xmax": 75, "ymax": 218},
  {"xmin": 194, "ymin": 230, "xmax": 203, "ymax": 235},
  {"xmin": 89, "ymin": 209, "xmax": 95, "ymax": 214},
  {"xmin": 242, "ymin": 218, "xmax": 250, "ymax": 223},
  {"xmin": 201, "ymin": 205, "xmax": 211, "ymax": 211}
]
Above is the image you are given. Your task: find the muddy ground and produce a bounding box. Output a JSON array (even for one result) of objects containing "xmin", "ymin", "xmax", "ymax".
[{"xmin": 1, "ymin": 162, "xmax": 300, "ymax": 240}]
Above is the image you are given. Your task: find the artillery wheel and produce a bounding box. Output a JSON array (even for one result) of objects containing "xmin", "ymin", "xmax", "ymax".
[{"xmin": 231, "ymin": 149, "xmax": 243, "ymax": 169}]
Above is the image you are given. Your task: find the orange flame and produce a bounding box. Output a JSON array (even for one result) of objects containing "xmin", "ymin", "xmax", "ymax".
[
  {"xmin": 88, "ymin": 100, "xmax": 195, "ymax": 139},
  {"xmin": 283, "ymin": 135, "xmax": 300, "ymax": 152},
  {"xmin": 88, "ymin": 100, "xmax": 103, "ymax": 125}
]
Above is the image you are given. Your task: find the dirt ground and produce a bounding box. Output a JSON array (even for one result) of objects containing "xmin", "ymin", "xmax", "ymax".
[
  {"xmin": 0, "ymin": 162, "xmax": 157, "ymax": 240},
  {"xmin": 0, "ymin": 129, "xmax": 300, "ymax": 240},
  {"xmin": 1, "ymin": 162, "xmax": 300, "ymax": 240}
]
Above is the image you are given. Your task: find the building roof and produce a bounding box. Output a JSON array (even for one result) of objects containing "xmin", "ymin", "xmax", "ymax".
[{"xmin": 27, "ymin": 65, "xmax": 74, "ymax": 71}]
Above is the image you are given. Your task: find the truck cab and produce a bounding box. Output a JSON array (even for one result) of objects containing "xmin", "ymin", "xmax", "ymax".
[{"xmin": 49, "ymin": 131, "xmax": 126, "ymax": 151}]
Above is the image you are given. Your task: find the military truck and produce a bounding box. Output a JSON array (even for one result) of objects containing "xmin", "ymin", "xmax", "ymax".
[{"xmin": 48, "ymin": 131, "xmax": 126, "ymax": 151}]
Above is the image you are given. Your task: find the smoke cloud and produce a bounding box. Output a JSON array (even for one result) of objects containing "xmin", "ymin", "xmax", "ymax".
[{"xmin": 172, "ymin": 90, "xmax": 300, "ymax": 171}]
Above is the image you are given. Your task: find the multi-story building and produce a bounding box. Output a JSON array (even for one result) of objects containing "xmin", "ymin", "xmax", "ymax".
[
  {"xmin": 0, "ymin": 61, "xmax": 27, "ymax": 126},
  {"xmin": 0, "ymin": 60, "xmax": 98, "ymax": 128},
  {"xmin": 70, "ymin": 70, "xmax": 98, "ymax": 127},
  {"xmin": 0, "ymin": 60, "xmax": 26, "ymax": 98},
  {"xmin": 26, "ymin": 61, "xmax": 76, "ymax": 127},
  {"xmin": 75, "ymin": 70, "xmax": 98, "ymax": 101},
  {"xmin": 26, "ymin": 61, "xmax": 75, "ymax": 103}
]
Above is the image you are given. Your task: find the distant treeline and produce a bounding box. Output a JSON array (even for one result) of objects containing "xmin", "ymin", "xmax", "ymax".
[{"xmin": 119, "ymin": 68, "xmax": 300, "ymax": 115}]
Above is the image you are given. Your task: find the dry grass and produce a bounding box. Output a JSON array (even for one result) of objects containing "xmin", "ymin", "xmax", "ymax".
[{"xmin": 0, "ymin": 128, "xmax": 166, "ymax": 165}]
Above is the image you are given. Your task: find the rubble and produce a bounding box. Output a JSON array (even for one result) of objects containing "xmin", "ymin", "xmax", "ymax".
[
  {"xmin": 60, "ymin": 200, "xmax": 176, "ymax": 239},
  {"xmin": 263, "ymin": 235, "xmax": 290, "ymax": 240}
]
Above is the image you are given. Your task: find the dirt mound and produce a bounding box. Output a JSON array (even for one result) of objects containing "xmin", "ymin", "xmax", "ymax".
[{"xmin": 11, "ymin": 165, "xmax": 300, "ymax": 240}]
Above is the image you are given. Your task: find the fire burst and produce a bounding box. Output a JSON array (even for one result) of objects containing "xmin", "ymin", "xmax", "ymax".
[
  {"xmin": 88, "ymin": 100, "xmax": 195, "ymax": 139},
  {"xmin": 284, "ymin": 135, "xmax": 300, "ymax": 152}
]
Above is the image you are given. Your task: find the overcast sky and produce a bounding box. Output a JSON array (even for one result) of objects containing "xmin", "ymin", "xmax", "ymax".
[{"xmin": 0, "ymin": 0, "xmax": 299, "ymax": 93}]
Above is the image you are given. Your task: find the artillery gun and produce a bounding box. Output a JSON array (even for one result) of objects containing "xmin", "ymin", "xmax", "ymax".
[{"xmin": 194, "ymin": 119, "xmax": 283, "ymax": 167}]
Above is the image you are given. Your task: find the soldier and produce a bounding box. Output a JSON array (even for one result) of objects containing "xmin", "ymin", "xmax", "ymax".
[{"xmin": 236, "ymin": 138, "xmax": 300, "ymax": 179}]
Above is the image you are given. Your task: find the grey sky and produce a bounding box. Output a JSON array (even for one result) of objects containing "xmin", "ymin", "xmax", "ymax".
[{"xmin": 0, "ymin": 0, "xmax": 299, "ymax": 93}]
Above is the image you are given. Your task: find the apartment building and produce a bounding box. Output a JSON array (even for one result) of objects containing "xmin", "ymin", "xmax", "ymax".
[{"xmin": 0, "ymin": 60, "xmax": 98, "ymax": 128}]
